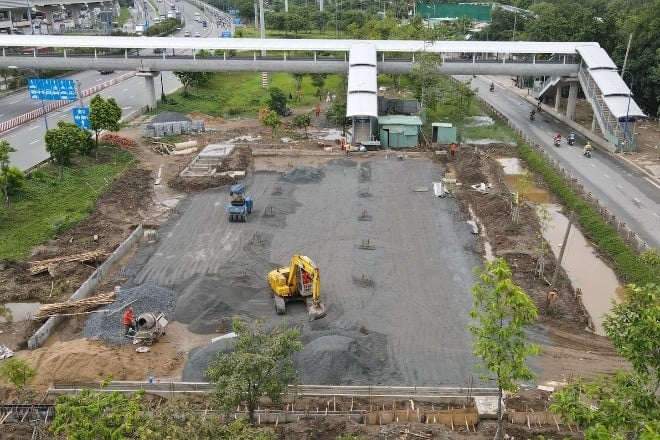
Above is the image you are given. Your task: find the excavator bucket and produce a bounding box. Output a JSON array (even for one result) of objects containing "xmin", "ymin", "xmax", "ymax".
[{"xmin": 307, "ymin": 299, "xmax": 326, "ymax": 320}]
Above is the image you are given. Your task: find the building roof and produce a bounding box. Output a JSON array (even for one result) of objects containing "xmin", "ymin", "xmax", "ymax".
[
  {"xmin": 0, "ymin": 35, "xmax": 600, "ymax": 54},
  {"xmin": 378, "ymin": 115, "xmax": 423, "ymax": 126},
  {"xmin": 346, "ymin": 44, "xmax": 378, "ymax": 118},
  {"xmin": 576, "ymin": 45, "xmax": 617, "ymax": 70}
]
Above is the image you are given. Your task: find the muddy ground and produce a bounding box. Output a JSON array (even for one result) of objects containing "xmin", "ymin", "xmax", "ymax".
[{"xmin": 0, "ymin": 105, "xmax": 650, "ymax": 439}]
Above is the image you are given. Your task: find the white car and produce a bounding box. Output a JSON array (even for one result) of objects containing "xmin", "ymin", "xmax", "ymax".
[
  {"xmin": 184, "ymin": 30, "xmax": 191, "ymax": 37},
  {"xmin": 194, "ymin": 31, "xmax": 201, "ymax": 37}
]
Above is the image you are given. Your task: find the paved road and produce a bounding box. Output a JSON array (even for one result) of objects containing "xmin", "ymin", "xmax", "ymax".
[
  {"xmin": 0, "ymin": 0, "xmax": 217, "ymax": 170},
  {"xmin": 463, "ymin": 76, "xmax": 660, "ymax": 249}
]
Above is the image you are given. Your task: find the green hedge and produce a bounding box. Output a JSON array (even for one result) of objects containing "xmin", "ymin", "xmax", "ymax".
[{"xmin": 517, "ymin": 143, "xmax": 658, "ymax": 286}]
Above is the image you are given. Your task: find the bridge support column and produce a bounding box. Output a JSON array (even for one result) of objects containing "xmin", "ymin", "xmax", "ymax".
[
  {"xmin": 137, "ymin": 72, "xmax": 158, "ymax": 110},
  {"xmin": 554, "ymin": 84, "xmax": 562, "ymax": 112},
  {"xmin": 70, "ymin": 7, "xmax": 80, "ymax": 27},
  {"xmin": 566, "ymin": 80, "xmax": 579, "ymax": 120}
]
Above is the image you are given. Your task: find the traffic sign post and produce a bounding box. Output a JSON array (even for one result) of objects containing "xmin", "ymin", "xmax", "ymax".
[
  {"xmin": 221, "ymin": 31, "xmax": 232, "ymax": 38},
  {"xmin": 28, "ymin": 78, "xmax": 77, "ymax": 101},
  {"xmin": 72, "ymin": 107, "xmax": 91, "ymax": 129}
]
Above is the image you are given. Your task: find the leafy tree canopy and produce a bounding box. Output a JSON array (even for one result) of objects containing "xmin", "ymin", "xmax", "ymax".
[{"xmin": 207, "ymin": 316, "xmax": 303, "ymax": 424}]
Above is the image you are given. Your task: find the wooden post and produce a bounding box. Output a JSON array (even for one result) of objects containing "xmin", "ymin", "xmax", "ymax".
[{"xmin": 550, "ymin": 211, "xmax": 574, "ymax": 291}]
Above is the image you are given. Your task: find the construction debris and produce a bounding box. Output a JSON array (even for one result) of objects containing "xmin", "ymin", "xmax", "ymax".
[
  {"xmin": 27, "ymin": 250, "xmax": 108, "ymax": 275},
  {"xmin": 0, "ymin": 345, "xmax": 14, "ymax": 359},
  {"xmin": 471, "ymin": 183, "xmax": 492, "ymax": 194},
  {"xmin": 33, "ymin": 292, "xmax": 116, "ymax": 320}
]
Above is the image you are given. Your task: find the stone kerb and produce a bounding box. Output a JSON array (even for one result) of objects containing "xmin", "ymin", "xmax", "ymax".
[{"xmin": 27, "ymin": 225, "xmax": 144, "ymax": 350}]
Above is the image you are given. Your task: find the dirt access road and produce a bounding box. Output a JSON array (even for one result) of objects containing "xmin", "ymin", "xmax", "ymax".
[{"xmin": 0, "ymin": 111, "xmax": 637, "ymax": 438}]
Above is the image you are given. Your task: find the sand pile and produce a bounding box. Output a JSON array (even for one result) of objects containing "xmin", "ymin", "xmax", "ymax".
[
  {"xmin": 282, "ymin": 166, "xmax": 323, "ymax": 183},
  {"xmin": 21, "ymin": 339, "xmax": 184, "ymax": 389}
]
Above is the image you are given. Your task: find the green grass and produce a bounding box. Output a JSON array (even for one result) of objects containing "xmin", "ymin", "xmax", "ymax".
[
  {"xmin": 117, "ymin": 8, "xmax": 132, "ymax": 25},
  {"xmin": 158, "ymin": 72, "xmax": 343, "ymax": 117},
  {"xmin": 459, "ymin": 122, "xmax": 517, "ymax": 143},
  {"xmin": 0, "ymin": 148, "xmax": 136, "ymax": 261}
]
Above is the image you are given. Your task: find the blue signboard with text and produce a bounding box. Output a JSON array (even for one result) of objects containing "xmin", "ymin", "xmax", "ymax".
[
  {"xmin": 221, "ymin": 31, "xmax": 232, "ymax": 38},
  {"xmin": 72, "ymin": 107, "xmax": 91, "ymax": 129},
  {"xmin": 28, "ymin": 78, "xmax": 77, "ymax": 101},
  {"xmin": 233, "ymin": 17, "xmax": 241, "ymax": 25}
]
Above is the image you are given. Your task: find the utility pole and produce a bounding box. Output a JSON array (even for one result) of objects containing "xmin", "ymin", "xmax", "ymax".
[{"xmin": 550, "ymin": 211, "xmax": 574, "ymax": 291}]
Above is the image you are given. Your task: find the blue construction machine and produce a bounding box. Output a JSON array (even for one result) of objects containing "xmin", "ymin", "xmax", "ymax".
[{"xmin": 227, "ymin": 183, "xmax": 253, "ymax": 222}]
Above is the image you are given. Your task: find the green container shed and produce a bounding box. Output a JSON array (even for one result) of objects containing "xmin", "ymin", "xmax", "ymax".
[{"xmin": 378, "ymin": 115, "xmax": 423, "ymax": 148}]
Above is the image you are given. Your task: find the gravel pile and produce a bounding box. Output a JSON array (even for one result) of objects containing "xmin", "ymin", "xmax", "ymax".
[
  {"xmin": 83, "ymin": 284, "xmax": 177, "ymax": 345},
  {"xmin": 181, "ymin": 339, "xmax": 236, "ymax": 381},
  {"xmin": 152, "ymin": 111, "xmax": 192, "ymax": 124},
  {"xmin": 281, "ymin": 166, "xmax": 324, "ymax": 183}
]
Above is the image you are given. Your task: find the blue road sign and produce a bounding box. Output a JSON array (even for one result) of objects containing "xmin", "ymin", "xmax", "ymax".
[
  {"xmin": 228, "ymin": 8, "xmax": 239, "ymax": 14},
  {"xmin": 72, "ymin": 107, "xmax": 91, "ymax": 129},
  {"xmin": 221, "ymin": 31, "xmax": 232, "ymax": 38},
  {"xmin": 233, "ymin": 17, "xmax": 241, "ymax": 25},
  {"xmin": 28, "ymin": 78, "xmax": 77, "ymax": 101}
]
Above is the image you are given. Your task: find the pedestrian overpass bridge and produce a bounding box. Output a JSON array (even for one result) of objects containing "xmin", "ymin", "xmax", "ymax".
[{"xmin": 1, "ymin": 35, "xmax": 645, "ymax": 149}]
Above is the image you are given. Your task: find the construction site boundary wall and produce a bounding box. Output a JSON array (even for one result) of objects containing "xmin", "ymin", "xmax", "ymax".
[{"xmin": 27, "ymin": 225, "xmax": 144, "ymax": 349}]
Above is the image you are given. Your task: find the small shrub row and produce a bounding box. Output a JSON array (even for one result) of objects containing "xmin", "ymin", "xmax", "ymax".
[{"xmin": 517, "ymin": 143, "xmax": 658, "ymax": 286}]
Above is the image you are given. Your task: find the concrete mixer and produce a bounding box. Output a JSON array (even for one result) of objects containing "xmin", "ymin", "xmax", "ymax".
[{"xmin": 132, "ymin": 312, "xmax": 168, "ymax": 345}]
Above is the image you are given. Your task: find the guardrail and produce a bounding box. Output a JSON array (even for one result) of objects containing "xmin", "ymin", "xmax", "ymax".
[{"xmin": 49, "ymin": 381, "xmax": 500, "ymax": 400}]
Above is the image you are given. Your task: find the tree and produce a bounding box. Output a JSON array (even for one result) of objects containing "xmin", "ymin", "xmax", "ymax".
[
  {"xmin": 89, "ymin": 94, "xmax": 122, "ymax": 156},
  {"xmin": 409, "ymin": 51, "xmax": 443, "ymax": 111},
  {"xmin": 207, "ymin": 316, "xmax": 303, "ymax": 425},
  {"xmin": 260, "ymin": 109, "xmax": 282, "ymax": 134},
  {"xmin": 0, "ymin": 140, "xmax": 25, "ymax": 211},
  {"xmin": 550, "ymin": 283, "xmax": 660, "ymax": 438},
  {"xmin": 173, "ymin": 71, "xmax": 210, "ymax": 96},
  {"xmin": 291, "ymin": 113, "xmax": 312, "ymax": 138},
  {"xmin": 469, "ymin": 258, "xmax": 541, "ymax": 440},
  {"xmin": 45, "ymin": 121, "xmax": 91, "ymax": 178},
  {"xmin": 267, "ymin": 86, "xmax": 289, "ymax": 116},
  {"xmin": 50, "ymin": 385, "xmax": 145, "ymax": 439},
  {"xmin": 603, "ymin": 283, "xmax": 659, "ymax": 391},
  {"xmin": 0, "ymin": 358, "xmax": 36, "ymax": 391}
]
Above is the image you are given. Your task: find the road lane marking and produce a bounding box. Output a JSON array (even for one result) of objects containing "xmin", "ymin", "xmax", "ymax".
[
  {"xmin": 9, "ymin": 99, "xmax": 21, "ymax": 104},
  {"xmin": 645, "ymin": 177, "xmax": 660, "ymax": 190},
  {"xmin": 28, "ymin": 126, "xmax": 38, "ymax": 131},
  {"xmin": 617, "ymin": 184, "xmax": 623, "ymax": 190},
  {"xmin": 58, "ymin": 113, "xmax": 67, "ymax": 118},
  {"xmin": 30, "ymin": 140, "xmax": 39, "ymax": 144},
  {"xmin": 604, "ymin": 174, "xmax": 610, "ymax": 178},
  {"xmin": 590, "ymin": 163, "xmax": 596, "ymax": 168},
  {"xmin": 653, "ymin": 211, "xmax": 658, "ymax": 218}
]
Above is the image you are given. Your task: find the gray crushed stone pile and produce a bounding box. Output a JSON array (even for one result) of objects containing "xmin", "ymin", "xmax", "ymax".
[
  {"xmin": 95, "ymin": 160, "xmax": 481, "ymax": 386},
  {"xmin": 152, "ymin": 111, "xmax": 192, "ymax": 124},
  {"xmin": 83, "ymin": 284, "xmax": 177, "ymax": 346}
]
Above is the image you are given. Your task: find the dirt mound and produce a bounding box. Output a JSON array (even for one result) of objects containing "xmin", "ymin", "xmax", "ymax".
[
  {"xmin": 20, "ymin": 338, "xmax": 185, "ymax": 389},
  {"xmin": 282, "ymin": 166, "xmax": 324, "ymax": 183}
]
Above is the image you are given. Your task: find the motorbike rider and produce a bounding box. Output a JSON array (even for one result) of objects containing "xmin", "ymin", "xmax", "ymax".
[
  {"xmin": 553, "ymin": 133, "xmax": 562, "ymax": 145},
  {"xmin": 583, "ymin": 142, "xmax": 593, "ymax": 156},
  {"xmin": 490, "ymin": 82, "xmax": 494, "ymax": 92},
  {"xmin": 568, "ymin": 131, "xmax": 576, "ymax": 144},
  {"xmin": 529, "ymin": 109, "xmax": 536, "ymax": 121}
]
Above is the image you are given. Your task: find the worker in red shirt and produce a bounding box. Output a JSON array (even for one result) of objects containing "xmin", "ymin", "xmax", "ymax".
[{"xmin": 123, "ymin": 307, "xmax": 136, "ymax": 336}]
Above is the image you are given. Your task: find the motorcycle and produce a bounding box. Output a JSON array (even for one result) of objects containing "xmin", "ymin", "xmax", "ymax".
[
  {"xmin": 583, "ymin": 147, "xmax": 592, "ymax": 158},
  {"xmin": 553, "ymin": 138, "xmax": 561, "ymax": 147},
  {"xmin": 567, "ymin": 137, "xmax": 575, "ymax": 146},
  {"xmin": 529, "ymin": 112, "xmax": 536, "ymax": 122},
  {"xmin": 489, "ymin": 83, "xmax": 495, "ymax": 92}
]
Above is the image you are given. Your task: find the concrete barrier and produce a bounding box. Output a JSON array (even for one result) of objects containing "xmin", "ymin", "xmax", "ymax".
[{"xmin": 28, "ymin": 225, "xmax": 144, "ymax": 349}]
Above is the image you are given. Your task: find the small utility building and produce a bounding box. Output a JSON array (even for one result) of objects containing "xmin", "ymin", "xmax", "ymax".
[{"xmin": 377, "ymin": 115, "xmax": 423, "ymax": 148}]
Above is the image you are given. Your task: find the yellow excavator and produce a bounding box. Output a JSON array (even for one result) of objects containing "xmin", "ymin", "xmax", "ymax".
[{"xmin": 267, "ymin": 255, "xmax": 326, "ymax": 320}]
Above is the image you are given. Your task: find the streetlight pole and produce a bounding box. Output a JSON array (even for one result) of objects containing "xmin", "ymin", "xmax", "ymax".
[{"xmin": 621, "ymin": 70, "xmax": 634, "ymax": 153}]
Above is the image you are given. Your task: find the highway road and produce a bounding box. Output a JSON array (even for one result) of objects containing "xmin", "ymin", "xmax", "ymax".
[
  {"xmin": 463, "ymin": 76, "xmax": 660, "ymax": 249},
  {"xmin": 0, "ymin": 0, "xmax": 225, "ymax": 170}
]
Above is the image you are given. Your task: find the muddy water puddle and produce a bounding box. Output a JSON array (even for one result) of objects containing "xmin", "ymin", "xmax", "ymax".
[
  {"xmin": 542, "ymin": 204, "xmax": 622, "ymax": 335},
  {"xmin": 495, "ymin": 157, "xmax": 622, "ymax": 335},
  {"xmin": 0, "ymin": 302, "xmax": 42, "ymax": 323}
]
